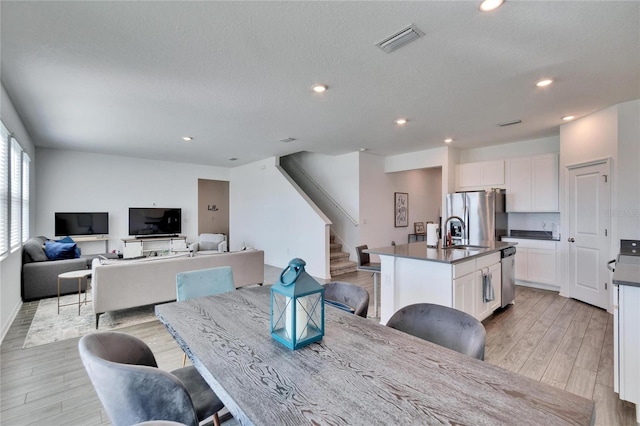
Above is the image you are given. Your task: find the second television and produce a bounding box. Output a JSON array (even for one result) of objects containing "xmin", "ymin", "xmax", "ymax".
[{"xmin": 129, "ymin": 207, "xmax": 182, "ymax": 237}]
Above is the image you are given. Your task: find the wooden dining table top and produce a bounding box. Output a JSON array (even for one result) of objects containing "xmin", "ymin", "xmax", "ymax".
[{"xmin": 155, "ymin": 285, "xmax": 595, "ymax": 426}]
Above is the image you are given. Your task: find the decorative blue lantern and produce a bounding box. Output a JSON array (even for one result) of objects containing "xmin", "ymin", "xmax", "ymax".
[{"xmin": 270, "ymin": 258, "xmax": 325, "ymax": 350}]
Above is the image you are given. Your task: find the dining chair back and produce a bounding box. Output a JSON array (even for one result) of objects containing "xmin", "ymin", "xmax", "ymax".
[
  {"xmin": 323, "ymin": 281, "xmax": 370, "ymax": 318},
  {"xmin": 386, "ymin": 303, "xmax": 486, "ymax": 360},
  {"xmin": 176, "ymin": 266, "xmax": 235, "ymax": 301},
  {"xmin": 78, "ymin": 332, "xmax": 224, "ymax": 426}
]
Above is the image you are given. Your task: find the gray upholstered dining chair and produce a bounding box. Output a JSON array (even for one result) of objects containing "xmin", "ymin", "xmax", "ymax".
[
  {"xmin": 356, "ymin": 245, "xmax": 381, "ymax": 317},
  {"xmin": 78, "ymin": 331, "xmax": 224, "ymax": 426},
  {"xmin": 323, "ymin": 281, "xmax": 370, "ymax": 318},
  {"xmin": 386, "ymin": 303, "xmax": 486, "ymax": 360}
]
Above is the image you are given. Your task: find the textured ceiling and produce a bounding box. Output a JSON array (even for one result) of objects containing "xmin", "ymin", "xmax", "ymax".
[{"xmin": 1, "ymin": 1, "xmax": 639, "ymax": 167}]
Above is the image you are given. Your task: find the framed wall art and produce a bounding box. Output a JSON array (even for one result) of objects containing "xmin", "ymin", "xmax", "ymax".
[
  {"xmin": 414, "ymin": 221, "xmax": 425, "ymax": 235},
  {"xmin": 394, "ymin": 192, "xmax": 408, "ymax": 227}
]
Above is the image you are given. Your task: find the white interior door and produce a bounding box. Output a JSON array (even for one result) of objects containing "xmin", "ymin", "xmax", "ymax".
[{"xmin": 567, "ymin": 161, "xmax": 610, "ymax": 309}]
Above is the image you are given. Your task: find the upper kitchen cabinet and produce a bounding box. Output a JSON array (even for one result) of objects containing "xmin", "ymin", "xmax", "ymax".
[
  {"xmin": 506, "ymin": 153, "xmax": 559, "ymax": 212},
  {"xmin": 456, "ymin": 160, "xmax": 505, "ymax": 191}
]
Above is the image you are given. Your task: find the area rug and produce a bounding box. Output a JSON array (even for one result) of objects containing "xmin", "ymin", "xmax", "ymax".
[{"xmin": 23, "ymin": 295, "xmax": 158, "ymax": 349}]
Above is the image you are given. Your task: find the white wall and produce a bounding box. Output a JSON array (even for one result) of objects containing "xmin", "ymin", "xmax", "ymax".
[
  {"xmin": 1, "ymin": 83, "xmax": 36, "ymax": 341},
  {"xmin": 616, "ymin": 100, "xmax": 640, "ymax": 239},
  {"xmin": 292, "ymin": 152, "xmax": 359, "ymax": 219},
  {"xmin": 229, "ymin": 157, "xmax": 330, "ymax": 279},
  {"xmin": 36, "ymin": 149, "xmax": 230, "ymax": 252},
  {"xmin": 359, "ymin": 152, "xmax": 441, "ymax": 260},
  {"xmin": 559, "ymin": 104, "xmax": 619, "ymax": 301},
  {"xmin": 284, "ymin": 152, "xmax": 359, "ymax": 260},
  {"xmin": 385, "ymin": 146, "xmax": 456, "ymax": 228},
  {"xmin": 459, "ymin": 135, "xmax": 559, "ymax": 163}
]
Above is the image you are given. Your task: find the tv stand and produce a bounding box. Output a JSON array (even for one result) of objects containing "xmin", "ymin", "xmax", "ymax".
[
  {"xmin": 135, "ymin": 234, "xmax": 178, "ymax": 239},
  {"xmin": 122, "ymin": 235, "xmax": 187, "ymax": 259}
]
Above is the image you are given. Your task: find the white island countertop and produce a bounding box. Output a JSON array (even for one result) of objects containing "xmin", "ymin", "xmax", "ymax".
[{"xmin": 365, "ymin": 240, "xmax": 516, "ymax": 265}]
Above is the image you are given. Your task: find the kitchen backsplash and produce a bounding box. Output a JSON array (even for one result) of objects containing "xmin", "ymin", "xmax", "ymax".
[{"xmin": 507, "ymin": 212, "xmax": 561, "ymax": 233}]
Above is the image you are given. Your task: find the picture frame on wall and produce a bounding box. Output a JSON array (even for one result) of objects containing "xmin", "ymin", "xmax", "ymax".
[
  {"xmin": 394, "ymin": 192, "xmax": 408, "ymax": 227},
  {"xmin": 414, "ymin": 221, "xmax": 425, "ymax": 234}
]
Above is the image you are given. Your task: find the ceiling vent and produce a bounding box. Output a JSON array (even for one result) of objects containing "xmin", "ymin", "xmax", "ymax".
[
  {"xmin": 498, "ymin": 119, "xmax": 522, "ymax": 127},
  {"xmin": 279, "ymin": 137, "xmax": 297, "ymax": 143},
  {"xmin": 376, "ymin": 25, "xmax": 424, "ymax": 54}
]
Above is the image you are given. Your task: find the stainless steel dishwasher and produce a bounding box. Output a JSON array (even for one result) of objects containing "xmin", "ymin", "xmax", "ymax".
[{"xmin": 501, "ymin": 246, "xmax": 516, "ymax": 307}]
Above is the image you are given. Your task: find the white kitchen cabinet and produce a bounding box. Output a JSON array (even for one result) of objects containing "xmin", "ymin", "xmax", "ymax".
[
  {"xmin": 502, "ymin": 238, "xmax": 558, "ymax": 288},
  {"xmin": 454, "ymin": 270, "xmax": 477, "ymax": 318},
  {"xmin": 456, "ymin": 160, "xmax": 505, "ymax": 191},
  {"xmin": 506, "ymin": 153, "xmax": 559, "ymax": 212},
  {"xmin": 453, "ymin": 253, "xmax": 502, "ymax": 321},
  {"xmin": 475, "ymin": 261, "xmax": 502, "ymax": 321},
  {"xmin": 616, "ymin": 284, "xmax": 640, "ymax": 423}
]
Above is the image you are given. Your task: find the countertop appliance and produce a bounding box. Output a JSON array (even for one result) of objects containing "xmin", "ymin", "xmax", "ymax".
[
  {"xmin": 501, "ymin": 246, "xmax": 516, "ymax": 308},
  {"xmin": 445, "ymin": 190, "xmax": 507, "ymax": 245}
]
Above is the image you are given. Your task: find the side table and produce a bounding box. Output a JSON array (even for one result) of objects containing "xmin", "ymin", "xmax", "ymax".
[{"xmin": 58, "ymin": 270, "xmax": 92, "ymax": 315}]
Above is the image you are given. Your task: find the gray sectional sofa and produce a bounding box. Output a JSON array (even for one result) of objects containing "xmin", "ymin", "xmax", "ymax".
[{"xmin": 21, "ymin": 236, "xmax": 117, "ymax": 301}]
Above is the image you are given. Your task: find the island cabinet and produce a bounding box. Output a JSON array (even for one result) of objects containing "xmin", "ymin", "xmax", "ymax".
[
  {"xmin": 378, "ymin": 249, "xmax": 503, "ymax": 324},
  {"xmin": 453, "ymin": 253, "xmax": 502, "ymax": 321}
]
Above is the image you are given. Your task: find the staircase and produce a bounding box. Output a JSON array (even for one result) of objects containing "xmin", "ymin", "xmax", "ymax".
[{"xmin": 329, "ymin": 235, "xmax": 357, "ymax": 277}]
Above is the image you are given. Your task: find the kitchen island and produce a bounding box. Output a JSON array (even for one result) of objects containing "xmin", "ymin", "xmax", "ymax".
[{"xmin": 366, "ymin": 241, "xmax": 515, "ymax": 324}]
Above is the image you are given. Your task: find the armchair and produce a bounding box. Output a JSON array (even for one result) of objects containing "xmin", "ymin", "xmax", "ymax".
[{"xmin": 190, "ymin": 233, "xmax": 227, "ymax": 255}]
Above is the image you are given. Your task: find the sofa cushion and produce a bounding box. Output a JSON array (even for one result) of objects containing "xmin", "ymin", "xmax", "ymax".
[
  {"xmin": 44, "ymin": 241, "xmax": 78, "ymax": 260},
  {"xmin": 56, "ymin": 236, "xmax": 82, "ymax": 258},
  {"xmin": 23, "ymin": 237, "xmax": 48, "ymax": 262},
  {"xmin": 199, "ymin": 241, "xmax": 220, "ymax": 251}
]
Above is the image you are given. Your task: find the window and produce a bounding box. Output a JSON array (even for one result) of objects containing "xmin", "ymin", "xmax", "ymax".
[
  {"xmin": 0, "ymin": 122, "xmax": 8, "ymax": 255},
  {"xmin": 0, "ymin": 119, "xmax": 30, "ymax": 256},
  {"xmin": 22, "ymin": 152, "xmax": 30, "ymax": 243},
  {"xmin": 10, "ymin": 139, "xmax": 22, "ymax": 249}
]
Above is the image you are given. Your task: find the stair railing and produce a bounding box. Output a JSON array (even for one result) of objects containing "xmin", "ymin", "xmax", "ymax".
[{"xmin": 280, "ymin": 156, "xmax": 358, "ymax": 227}]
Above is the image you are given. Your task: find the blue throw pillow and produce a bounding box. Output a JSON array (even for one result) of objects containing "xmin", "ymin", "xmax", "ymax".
[
  {"xmin": 56, "ymin": 236, "xmax": 81, "ymax": 257},
  {"xmin": 44, "ymin": 241, "xmax": 78, "ymax": 260}
]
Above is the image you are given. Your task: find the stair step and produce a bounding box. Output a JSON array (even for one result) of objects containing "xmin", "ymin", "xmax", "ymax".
[
  {"xmin": 330, "ymin": 243, "xmax": 342, "ymax": 252},
  {"xmin": 330, "ymin": 260, "xmax": 358, "ymax": 277},
  {"xmin": 330, "ymin": 251, "xmax": 349, "ymax": 261}
]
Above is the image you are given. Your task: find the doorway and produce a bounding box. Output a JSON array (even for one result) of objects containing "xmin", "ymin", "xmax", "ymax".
[
  {"xmin": 197, "ymin": 179, "xmax": 229, "ymax": 237},
  {"xmin": 566, "ymin": 159, "xmax": 610, "ymax": 309}
]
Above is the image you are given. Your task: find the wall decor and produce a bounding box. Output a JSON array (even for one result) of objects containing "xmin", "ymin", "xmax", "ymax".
[
  {"xmin": 394, "ymin": 192, "xmax": 408, "ymax": 227},
  {"xmin": 414, "ymin": 221, "xmax": 425, "ymax": 234}
]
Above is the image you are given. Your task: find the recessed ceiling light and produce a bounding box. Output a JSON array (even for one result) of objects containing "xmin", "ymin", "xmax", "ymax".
[
  {"xmin": 182, "ymin": 136, "xmax": 193, "ymax": 141},
  {"xmin": 395, "ymin": 118, "xmax": 407, "ymax": 125},
  {"xmin": 444, "ymin": 138, "xmax": 454, "ymax": 143},
  {"xmin": 562, "ymin": 115, "xmax": 575, "ymax": 121},
  {"xmin": 279, "ymin": 137, "xmax": 297, "ymax": 143},
  {"xmin": 228, "ymin": 157, "xmax": 238, "ymax": 161},
  {"xmin": 359, "ymin": 148, "xmax": 368, "ymax": 152},
  {"xmin": 479, "ymin": 0, "xmax": 505, "ymax": 12},
  {"xmin": 536, "ymin": 78, "xmax": 554, "ymax": 87},
  {"xmin": 312, "ymin": 84, "xmax": 328, "ymax": 93}
]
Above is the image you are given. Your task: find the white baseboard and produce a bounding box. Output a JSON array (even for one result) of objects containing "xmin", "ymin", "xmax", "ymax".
[
  {"xmin": 1, "ymin": 300, "xmax": 23, "ymax": 344},
  {"xmin": 516, "ymin": 280, "xmax": 561, "ymax": 293}
]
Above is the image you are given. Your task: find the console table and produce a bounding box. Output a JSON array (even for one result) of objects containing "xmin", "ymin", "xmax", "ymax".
[{"xmin": 121, "ymin": 236, "xmax": 187, "ymax": 258}]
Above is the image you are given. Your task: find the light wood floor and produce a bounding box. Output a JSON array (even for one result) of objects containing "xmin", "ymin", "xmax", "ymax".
[{"xmin": 1, "ymin": 267, "xmax": 637, "ymax": 425}]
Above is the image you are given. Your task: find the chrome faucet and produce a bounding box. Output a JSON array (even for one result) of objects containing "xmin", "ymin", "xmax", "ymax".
[{"xmin": 443, "ymin": 216, "xmax": 466, "ymax": 248}]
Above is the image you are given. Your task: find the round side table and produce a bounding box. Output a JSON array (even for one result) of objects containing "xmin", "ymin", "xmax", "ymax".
[{"xmin": 57, "ymin": 269, "xmax": 92, "ymax": 315}]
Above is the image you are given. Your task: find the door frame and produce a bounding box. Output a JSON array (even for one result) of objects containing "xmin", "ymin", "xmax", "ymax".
[{"xmin": 563, "ymin": 157, "xmax": 612, "ymax": 311}]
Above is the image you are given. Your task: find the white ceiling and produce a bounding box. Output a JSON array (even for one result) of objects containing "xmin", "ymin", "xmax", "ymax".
[{"xmin": 1, "ymin": 1, "xmax": 639, "ymax": 167}]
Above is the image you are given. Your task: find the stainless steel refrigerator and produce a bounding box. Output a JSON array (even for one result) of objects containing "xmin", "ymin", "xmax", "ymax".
[{"xmin": 445, "ymin": 190, "xmax": 507, "ymax": 245}]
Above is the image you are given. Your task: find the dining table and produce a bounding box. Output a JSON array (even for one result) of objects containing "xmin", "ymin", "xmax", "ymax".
[{"xmin": 155, "ymin": 285, "xmax": 595, "ymax": 426}]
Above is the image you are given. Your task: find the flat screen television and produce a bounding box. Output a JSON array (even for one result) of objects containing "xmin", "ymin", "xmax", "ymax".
[
  {"xmin": 129, "ymin": 207, "xmax": 182, "ymax": 237},
  {"xmin": 54, "ymin": 212, "xmax": 109, "ymax": 236}
]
